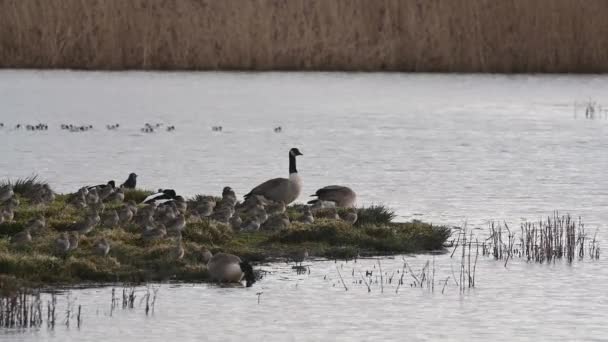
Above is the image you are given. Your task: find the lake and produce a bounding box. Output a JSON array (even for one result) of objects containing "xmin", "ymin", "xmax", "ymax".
[{"xmin": 1, "ymin": 70, "xmax": 607, "ymax": 341}]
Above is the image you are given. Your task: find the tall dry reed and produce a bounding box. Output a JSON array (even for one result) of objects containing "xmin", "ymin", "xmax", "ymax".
[{"xmin": 1, "ymin": 0, "xmax": 608, "ymax": 72}]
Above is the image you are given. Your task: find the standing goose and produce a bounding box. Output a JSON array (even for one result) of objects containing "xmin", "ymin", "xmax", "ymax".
[
  {"xmin": 244, "ymin": 148, "xmax": 303, "ymax": 205},
  {"xmin": 206, "ymin": 252, "xmax": 256, "ymax": 287},
  {"xmin": 308, "ymin": 185, "xmax": 357, "ymax": 208}
]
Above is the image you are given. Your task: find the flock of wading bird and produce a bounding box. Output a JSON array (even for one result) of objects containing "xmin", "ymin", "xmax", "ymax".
[{"xmin": 1, "ymin": 148, "xmax": 358, "ymax": 287}]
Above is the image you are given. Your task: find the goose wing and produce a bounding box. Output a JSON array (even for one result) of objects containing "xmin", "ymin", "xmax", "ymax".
[{"xmin": 244, "ymin": 177, "xmax": 288, "ymax": 200}]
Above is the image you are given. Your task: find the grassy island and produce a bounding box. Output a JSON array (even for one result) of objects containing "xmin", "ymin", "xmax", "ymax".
[{"xmin": 0, "ymin": 184, "xmax": 450, "ymax": 289}]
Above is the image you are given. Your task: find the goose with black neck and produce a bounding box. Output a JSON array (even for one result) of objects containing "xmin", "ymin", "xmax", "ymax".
[{"xmin": 244, "ymin": 148, "xmax": 303, "ymax": 205}]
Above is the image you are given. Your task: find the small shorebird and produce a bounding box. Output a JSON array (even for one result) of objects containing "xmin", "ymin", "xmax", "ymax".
[
  {"xmin": 341, "ymin": 208, "xmax": 358, "ymax": 225},
  {"xmin": 173, "ymin": 234, "xmax": 185, "ymax": 260},
  {"xmin": 142, "ymin": 224, "xmax": 167, "ymax": 241},
  {"xmin": 95, "ymin": 238, "xmax": 111, "ymax": 257},
  {"xmin": 102, "ymin": 209, "xmax": 120, "ymax": 228},
  {"xmin": 11, "ymin": 229, "xmax": 32, "ymax": 245},
  {"xmin": 302, "ymin": 206, "xmax": 315, "ymax": 224},
  {"xmin": 105, "ymin": 188, "xmax": 125, "ymax": 203},
  {"xmin": 0, "ymin": 185, "xmax": 14, "ymax": 202},
  {"xmin": 166, "ymin": 214, "xmax": 186, "ymax": 234},
  {"xmin": 118, "ymin": 205, "xmax": 134, "ymax": 224},
  {"xmin": 261, "ymin": 213, "xmax": 290, "ymax": 231},
  {"xmin": 56, "ymin": 233, "xmax": 71, "ymax": 254},
  {"xmin": 68, "ymin": 232, "xmax": 79, "ymax": 251}
]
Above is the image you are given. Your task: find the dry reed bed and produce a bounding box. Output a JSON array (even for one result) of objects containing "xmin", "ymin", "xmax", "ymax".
[{"xmin": 2, "ymin": 0, "xmax": 608, "ymax": 72}]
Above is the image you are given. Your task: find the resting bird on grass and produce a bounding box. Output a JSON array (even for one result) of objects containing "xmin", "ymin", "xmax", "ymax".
[
  {"xmin": 341, "ymin": 208, "xmax": 358, "ymax": 225},
  {"xmin": 261, "ymin": 213, "xmax": 290, "ymax": 231},
  {"xmin": 302, "ymin": 206, "xmax": 315, "ymax": 224},
  {"xmin": 11, "ymin": 229, "xmax": 32, "ymax": 245},
  {"xmin": 55, "ymin": 233, "xmax": 71, "ymax": 254},
  {"xmin": 308, "ymin": 185, "xmax": 357, "ymax": 208},
  {"xmin": 102, "ymin": 209, "xmax": 120, "ymax": 228},
  {"xmin": 68, "ymin": 232, "xmax": 79, "ymax": 251},
  {"xmin": 105, "ymin": 188, "xmax": 125, "ymax": 203},
  {"xmin": 0, "ymin": 184, "xmax": 14, "ymax": 203},
  {"xmin": 121, "ymin": 173, "xmax": 137, "ymax": 189},
  {"xmin": 95, "ymin": 238, "xmax": 111, "ymax": 257}
]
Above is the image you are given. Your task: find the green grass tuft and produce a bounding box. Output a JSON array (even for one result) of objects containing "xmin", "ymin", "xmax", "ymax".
[{"xmin": 355, "ymin": 204, "xmax": 397, "ymax": 226}]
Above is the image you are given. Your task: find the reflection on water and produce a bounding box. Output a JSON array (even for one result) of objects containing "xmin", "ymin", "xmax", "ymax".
[{"xmin": 1, "ymin": 71, "xmax": 608, "ymax": 340}]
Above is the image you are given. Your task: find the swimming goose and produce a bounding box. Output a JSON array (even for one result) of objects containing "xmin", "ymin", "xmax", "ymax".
[
  {"xmin": 95, "ymin": 238, "xmax": 111, "ymax": 256},
  {"xmin": 244, "ymin": 148, "xmax": 303, "ymax": 205},
  {"xmin": 121, "ymin": 173, "xmax": 137, "ymax": 189},
  {"xmin": 206, "ymin": 252, "xmax": 256, "ymax": 287},
  {"xmin": 308, "ymin": 186, "xmax": 357, "ymax": 208},
  {"xmin": 0, "ymin": 185, "xmax": 14, "ymax": 203},
  {"xmin": 11, "ymin": 229, "xmax": 32, "ymax": 245}
]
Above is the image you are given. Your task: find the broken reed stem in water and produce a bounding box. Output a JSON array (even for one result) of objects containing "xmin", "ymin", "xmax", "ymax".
[
  {"xmin": 336, "ymin": 266, "xmax": 348, "ymax": 291},
  {"xmin": 378, "ymin": 260, "xmax": 384, "ymax": 294},
  {"xmin": 485, "ymin": 213, "xmax": 600, "ymax": 264}
]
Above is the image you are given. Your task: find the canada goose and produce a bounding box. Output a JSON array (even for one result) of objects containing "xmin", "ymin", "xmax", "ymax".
[
  {"xmin": 95, "ymin": 238, "xmax": 111, "ymax": 256},
  {"xmin": 11, "ymin": 229, "xmax": 32, "ymax": 245},
  {"xmin": 102, "ymin": 209, "xmax": 120, "ymax": 228},
  {"xmin": 121, "ymin": 173, "xmax": 137, "ymax": 189},
  {"xmin": 0, "ymin": 185, "xmax": 14, "ymax": 202},
  {"xmin": 143, "ymin": 189, "xmax": 177, "ymax": 204},
  {"xmin": 68, "ymin": 232, "xmax": 79, "ymax": 251},
  {"xmin": 55, "ymin": 233, "xmax": 71, "ymax": 254},
  {"xmin": 105, "ymin": 188, "xmax": 125, "ymax": 203},
  {"xmin": 261, "ymin": 213, "xmax": 290, "ymax": 231},
  {"xmin": 341, "ymin": 208, "xmax": 358, "ymax": 225},
  {"xmin": 206, "ymin": 252, "xmax": 256, "ymax": 287},
  {"xmin": 309, "ymin": 186, "xmax": 357, "ymax": 208},
  {"xmin": 244, "ymin": 148, "xmax": 303, "ymax": 205}
]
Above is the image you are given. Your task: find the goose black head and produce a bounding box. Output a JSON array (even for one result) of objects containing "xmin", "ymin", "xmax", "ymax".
[
  {"xmin": 289, "ymin": 148, "xmax": 303, "ymax": 157},
  {"xmin": 107, "ymin": 180, "xmax": 116, "ymax": 188},
  {"xmin": 239, "ymin": 261, "xmax": 256, "ymax": 287},
  {"xmin": 129, "ymin": 173, "xmax": 137, "ymax": 179}
]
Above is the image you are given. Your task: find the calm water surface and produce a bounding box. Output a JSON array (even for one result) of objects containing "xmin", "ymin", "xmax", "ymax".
[{"xmin": 1, "ymin": 71, "xmax": 608, "ymax": 341}]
